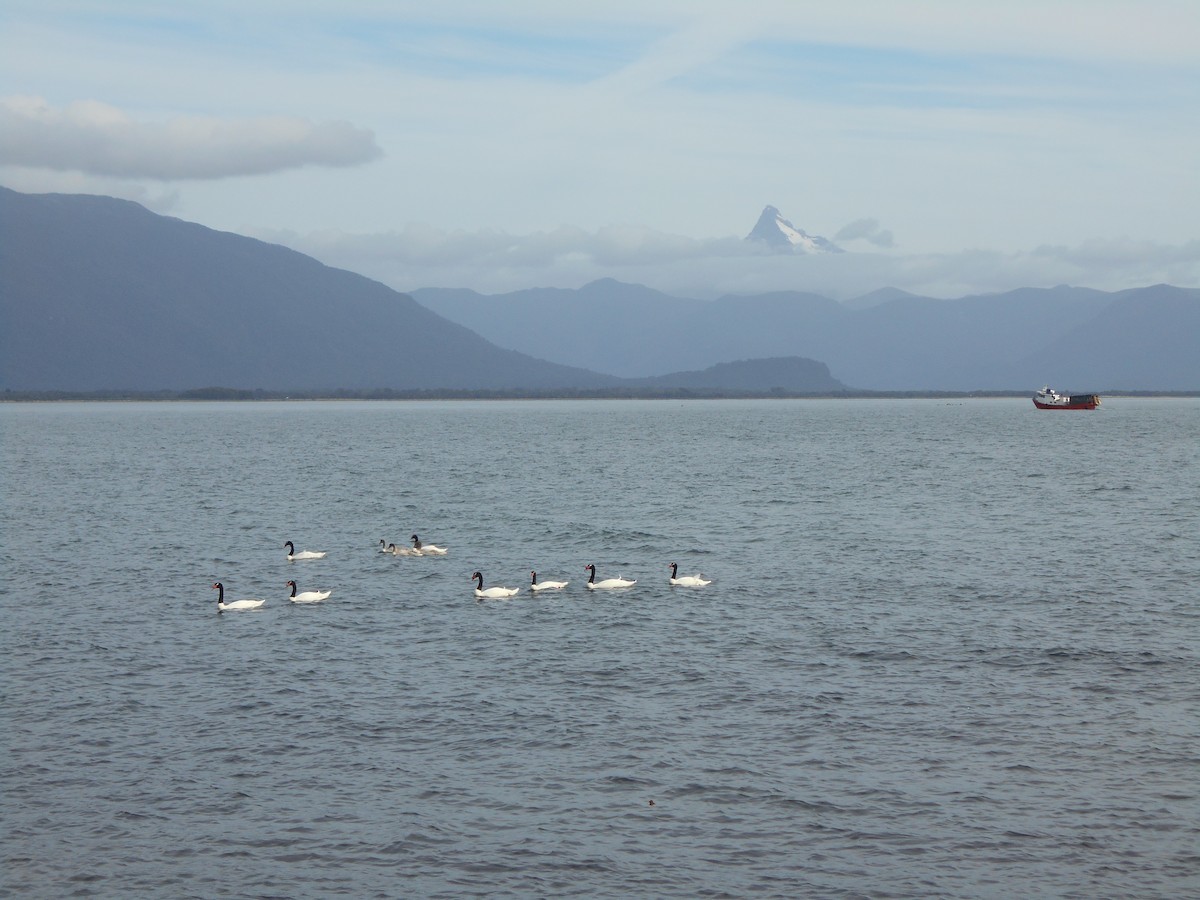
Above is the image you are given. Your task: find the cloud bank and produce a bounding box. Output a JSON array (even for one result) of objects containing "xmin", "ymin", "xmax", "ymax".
[
  {"xmin": 0, "ymin": 96, "xmax": 382, "ymax": 179},
  {"xmin": 835, "ymin": 218, "xmax": 895, "ymax": 249},
  {"xmin": 265, "ymin": 224, "xmax": 1200, "ymax": 301}
]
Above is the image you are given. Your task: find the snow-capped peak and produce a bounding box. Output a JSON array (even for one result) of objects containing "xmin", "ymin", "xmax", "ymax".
[{"xmin": 745, "ymin": 205, "xmax": 843, "ymax": 253}]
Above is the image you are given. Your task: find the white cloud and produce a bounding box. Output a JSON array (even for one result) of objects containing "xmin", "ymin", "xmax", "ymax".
[
  {"xmin": 0, "ymin": 96, "xmax": 382, "ymax": 179},
  {"xmin": 835, "ymin": 218, "xmax": 895, "ymax": 248},
  {"xmin": 261, "ymin": 224, "xmax": 1200, "ymax": 301},
  {"xmin": 1, "ymin": 2, "xmax": 1195, "ymax": 282}
]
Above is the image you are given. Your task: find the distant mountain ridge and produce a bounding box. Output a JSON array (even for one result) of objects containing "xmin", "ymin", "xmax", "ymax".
[
  {"xmin": 3, "ymin": 187, "xmax": 1195, "ymax": 393},
  {"xmin": 745, "ymin": 205, "xmax": 843, "ymax": 253},
  {"xmin": 0, "ymin": 188, "xmax": 846, "ymax": 394},
  {"xmin": 0, "ymin": 187, "xmax": 618, "ymax": 392},
  {"xmin": 413, "ymin": 281, "xmax": 1200, "ymax": 390}
]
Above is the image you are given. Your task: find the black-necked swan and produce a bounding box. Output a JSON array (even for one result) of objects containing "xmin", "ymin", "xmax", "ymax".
[
  {"xmin": 212, "ymin": 582, "xmax": 266, "ymax": 611},
  {"xmin": 284, "ymin": 540, "xmax": 326, "ymax": 561},
  {"xmin": 530, "ymin": 571, "xmax": 569, "ymax": 591},
  {"xmin": 668, "ymin": 562, "xmax": 711, "ymax": 587},
  {"xmin": 286, "ymin": 580, "xmax": 332, "ymax": 603},
  {"xmin": 411, "ymin": 534, "xmax": 448, "ymax": 555},
  {"xmin": 472, "ymin": 571, "xmax": 519, "ymax": 599},
  {"xmin": 585, "ymin": 564, "xmax": 636, "ymax": 590}
]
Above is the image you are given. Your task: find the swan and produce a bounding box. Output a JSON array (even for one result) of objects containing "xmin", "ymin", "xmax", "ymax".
[
  {"xmin": 668, "ymin": 562, "xmax": 711, "ymax": 587},
  {"xmin": 212, "ymin": 582, "xmax": 266, "ymax": 611},
  {"xmin": 472, "ymin": 571, "xmax": 519, "ymax": 599},
  {"xmin": 286, "ymin": 580, "xmax": 332, "ymax": 603},
  {"xmin": 529, "ymin": 571, "xmax": 569, "ymax": 591},
  {"xmin": 585, "ymin": 564, "xmax": 636, "ymax": 590},
  {"xmin": 284, "ymin": 540, "xmax": 326, "ymax": 561},
  {"xmin": 386, "ymin": 542, "xmax": 422, "ymax": 557},
  {"xmin": 411, "ymin": 534, "xmax": 448, "ymax": 555}
]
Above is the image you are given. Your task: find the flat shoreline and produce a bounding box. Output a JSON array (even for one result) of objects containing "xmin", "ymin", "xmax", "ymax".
[{"xmin": 4, "ymin": 389, "xmax": 1197, "ymax": 402}]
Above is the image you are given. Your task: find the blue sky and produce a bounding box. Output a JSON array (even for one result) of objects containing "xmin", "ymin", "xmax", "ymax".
[{"xmin": 2, "ymin": 1, "xmax": 1198, "ymax": 298}]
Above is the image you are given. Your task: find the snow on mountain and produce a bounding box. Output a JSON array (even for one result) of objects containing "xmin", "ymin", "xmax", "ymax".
[{"xmin": 745, "ymin": 205, "xmax": 843, "ymax": 253}]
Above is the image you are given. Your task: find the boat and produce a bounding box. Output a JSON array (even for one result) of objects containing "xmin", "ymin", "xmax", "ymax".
[{"xmin": 1032, "ymin": 386, "xmax": 1100, "ymax": 410}]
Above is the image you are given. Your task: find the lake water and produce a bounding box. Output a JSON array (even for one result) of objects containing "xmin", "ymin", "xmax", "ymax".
[{"xmin": 3, "ymin": 398, "xmax": 1198, "ymax": 898}]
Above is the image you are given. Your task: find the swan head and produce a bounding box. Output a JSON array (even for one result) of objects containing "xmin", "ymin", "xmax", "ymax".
[{"xmin": 286, "ymin": 579, "xmax": 297, "ymax": 596}]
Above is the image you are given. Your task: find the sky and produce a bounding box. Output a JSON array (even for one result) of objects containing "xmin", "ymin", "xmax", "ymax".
[{"xmin": 2, "ymin": 1, "xmax": 1198, "ymax": 299}]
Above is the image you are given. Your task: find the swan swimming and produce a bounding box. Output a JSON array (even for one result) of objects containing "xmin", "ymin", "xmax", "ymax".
[
  {"xmin": 212, "ymin": 582, "xmax": 266, "ymax": 611},
  {"xmin": 668, "ymin": 562, "xmax": 711, "ymax": 587},
  {"xmin": 585, "ymin": 564, "xmax": 636, "ymax": 590},
  {"xmin": 529, "ymin": 571, "xmax": 569, "ymax": 591},
  {"xmin": 472, "ymin": 571, "xmax": 519, "ymax": 599},
  {"xmin": 411, "ymin": 534, "xmax": 448, "ymax": 555},
  {"xmin": 385, "ymin": 541, "xmax": 422, "ymax": 557},
  {"xmin": 286, "ymin": 580, "xmax": 332, "ymax": 603},
  {"xmin": 284, "ymin": 540, "xmax": 326, "ymax": 561}
]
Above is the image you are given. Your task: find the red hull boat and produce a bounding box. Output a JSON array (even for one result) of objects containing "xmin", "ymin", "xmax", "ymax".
[{"xmin": 1033, "ymin": 386, "xmax": 1100, "ymax": 410}]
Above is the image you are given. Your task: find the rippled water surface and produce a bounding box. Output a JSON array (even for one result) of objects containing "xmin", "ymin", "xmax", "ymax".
[{"xmin": 3, "ymin": 399, "xmax": 1198, "ymax": 898}]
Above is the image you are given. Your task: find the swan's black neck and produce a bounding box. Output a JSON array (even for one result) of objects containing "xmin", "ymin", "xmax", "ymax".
[
  {"xmin": 586, "ymin": 565, "xmax": 595, "ymax": 584},
  {"xmin": 285, "ymin": 541, "xmax": 294, "ymax": 555},
  {"xmin": 287, "ymin": 581, "xmax": 297, "ymax": 597},
  {"xmin": 669, "ymin": 563, "xmax": 678, "ymax": 578},
  {"xmin": 411, "ymin": 535, "xmax": 422, "ymax": 550},
  {"xmin": 214, "ymin": 582, "xmax": 224, "ymax": 603},
  {"xmin": 472, "ymin": 572, "xmax": 483, "ymax": 589},
  {"xmin": 531, "ymin": 572, "xmax": 538, "ymax": 585}
]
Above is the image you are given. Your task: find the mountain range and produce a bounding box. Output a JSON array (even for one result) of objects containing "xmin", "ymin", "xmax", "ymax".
[
  {"xmin": 2, "ymin": 186, "xmax": 1196, "ymax": 393},
  {"xmin": 413, "ymin": 281, "xmax": 1199, "ymax": 390},
  {"xmin": 0, "ymin": 187, "xmax": 843, "ymax": 394}
]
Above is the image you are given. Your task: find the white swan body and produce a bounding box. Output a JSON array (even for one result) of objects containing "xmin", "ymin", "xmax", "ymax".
[
  {"xmin": 529, "ymin": 571, "xmax": 568, "ymax": 591},
  {"xmin": 212, "ymin": 582, "xmax": 266, "ymax": 611},
  {"xmin": 411, "ymin": 535, "xmax": 448, "ymax": 555},
  {"xmin": 286, "ymin": 580, "xmax": 331, "ymax": 603},
  {"xmin": 585, "ymin": 564, "xmax": 636, "ymax": 590},
  {"xmin": 284, "ymin": 541, "xmax": 326, "ymax": 561},
  {"xmin": 386, "ymin": 542, "xmax": 422, "ymax": 557},
  {"xmin": 668, "ymin": 562, "xmax": 711, "ymax": 587},
  {"xmin": 472, "ymin": 571, "xmax": 519, "ymax": 599}
]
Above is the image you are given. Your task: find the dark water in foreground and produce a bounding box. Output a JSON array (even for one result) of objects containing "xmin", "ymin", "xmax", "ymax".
[{"xmin": 3, "ymin": 399, "xmax": 1198, "ymax": 898}]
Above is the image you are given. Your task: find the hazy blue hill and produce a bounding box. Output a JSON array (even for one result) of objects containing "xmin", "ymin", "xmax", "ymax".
[
  {"xmin": 840, "ymin": 286, "xmax": 1115, "ymax": 388},
  {"xmin": 631, "ymin": 356, "xmax": 847, "ymax": 392},
  {"xmin": 0, "ymin": 187, "xmax": 619, "ymax": 392},
  {"xmin": 412, "ymin": 278, "xmax": 1198, "ymax": 390},
  {"xmin": 1003, "ymin": 284, "xmax": 1200, "ymax": 391},
  {"xmin": 413, "ymin": 278, "xmax": 707, "ymax": 377},
  {"xmin": 686, "ymin": 291, "xmax": 848, "ymax": 363},
  {"xmin": 842, "ymin": 286, "xmax": 926, "ymax": 309}
]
